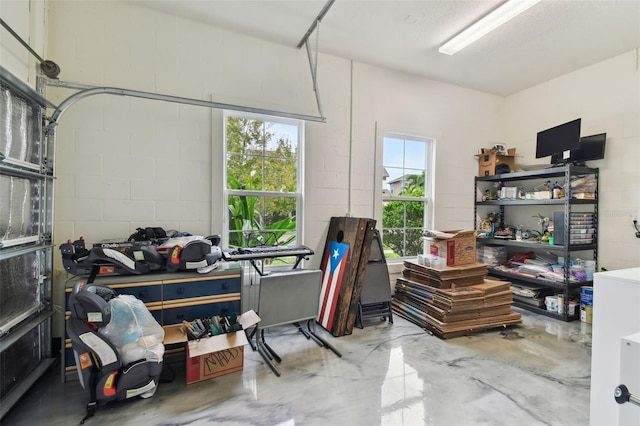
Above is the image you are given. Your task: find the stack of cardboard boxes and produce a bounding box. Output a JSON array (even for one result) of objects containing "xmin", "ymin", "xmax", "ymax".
[{"xmin": 392, "ymin": 230, "xmax": 521, "ymax": 339}]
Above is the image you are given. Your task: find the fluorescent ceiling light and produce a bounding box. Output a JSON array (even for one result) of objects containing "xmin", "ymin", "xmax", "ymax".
[{"xmin": 439, "ymin": 0, "xmax": 541, "ymax": 55}]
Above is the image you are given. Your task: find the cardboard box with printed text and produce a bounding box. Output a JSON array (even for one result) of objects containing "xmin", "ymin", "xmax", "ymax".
[
  {"xmin": 475, "ymin": 148, "xmax": 516, "ymax": 176},
  {"xmin": 163, "ymin": 310, "xmax": 260, "ymax": 384},
  {"xmin": 423, "ymin": 230, "xmax": 476, "ymax": 268}
]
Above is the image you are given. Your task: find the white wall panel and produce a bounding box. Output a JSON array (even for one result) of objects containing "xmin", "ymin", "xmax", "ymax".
[{"xmin": 504, "ymin": 51, "xmax": 640, "ymax": 269}]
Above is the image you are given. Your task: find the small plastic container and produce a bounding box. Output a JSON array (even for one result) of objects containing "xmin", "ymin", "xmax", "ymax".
[
  {"xmin": 568, "ymin": 301, "xmax": 578, "ymax": 316},
  {"xmin": 557, "ymin": 294, "xmax": 565, "ymax": 314},
  {"xmin": 545, "ymin": 295, "xmax": 558, "ymax": 312}
]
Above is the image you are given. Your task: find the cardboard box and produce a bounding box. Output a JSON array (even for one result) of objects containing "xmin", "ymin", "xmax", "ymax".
[
  {"xmin": 163, "ymin": 310, "xmax": 260, "ymax": 384},
  {"xmin": 475, "ymin": 148, "xmax": 516, "ymax": 176},
  {"xmin": 423, "ymin": 230, "xmax": 476, "ymax": 268},
  {"xmin": 186, "ymin": 332, "xmax": 247, "ymax": 384}
]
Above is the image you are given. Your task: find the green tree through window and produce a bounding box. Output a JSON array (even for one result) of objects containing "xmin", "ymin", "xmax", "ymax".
[
  {"xmin": 382, "ymin": 173, "xmax": 425, "ymax": 257},
  {"xmin": 224, "ymin": 115, "xmax": 302, "ymax": 254},
  {"xmin": 381, "ymin": 135, "xmax": 433, "ymax": 258}
]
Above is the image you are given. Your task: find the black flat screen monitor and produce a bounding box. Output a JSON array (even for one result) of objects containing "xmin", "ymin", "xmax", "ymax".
[
  {"xmin": 536, "ymin": 118, "xmax": 581, "ymax": 158},
  {"xmin": 551, "ymin": 133, "xmax": 606, "ymax": 165}
]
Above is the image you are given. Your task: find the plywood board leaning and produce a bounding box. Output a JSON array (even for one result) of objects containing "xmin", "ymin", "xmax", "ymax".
[{"xmin": 318, "ymin": 216, "xmax": 376, "ymax": 337}]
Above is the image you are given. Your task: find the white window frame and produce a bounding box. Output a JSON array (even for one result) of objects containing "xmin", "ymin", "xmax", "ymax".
[
  {"xmin": 375, "ymin": 130, "xmax": 435, "ymax": 261},
  {"xmin": 221, "ymin": 110, "xmax": 305, "ymax": 250}
]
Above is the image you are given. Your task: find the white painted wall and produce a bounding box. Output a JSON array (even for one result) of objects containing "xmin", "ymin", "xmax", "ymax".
[
  {"xmin": 39, "ymin": 0, "xmax": 502, "ymax": 274},
  {"xmin": 1, "ymin": 0, "xmax": 48, "ymax": 85},
  {"xmin": 503, "ymin": 51, "xmax": 640, "ymax": 271}
]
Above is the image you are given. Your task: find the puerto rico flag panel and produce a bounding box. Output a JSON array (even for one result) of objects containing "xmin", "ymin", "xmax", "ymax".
[{"xmin": 318, "ymin": 240, "xmax": 350, "ymax": 331}]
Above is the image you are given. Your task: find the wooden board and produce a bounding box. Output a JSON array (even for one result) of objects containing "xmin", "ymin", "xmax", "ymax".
[{"xmin": 318, "ymin": 216, "xmax": 376, "ymax": 337}]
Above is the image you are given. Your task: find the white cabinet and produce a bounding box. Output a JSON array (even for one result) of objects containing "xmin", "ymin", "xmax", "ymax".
[{"xmin": 590, "ymin": 268, "xmax": 640, "ymax": 426}]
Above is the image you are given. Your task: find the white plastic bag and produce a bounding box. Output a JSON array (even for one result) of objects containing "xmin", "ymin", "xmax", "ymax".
[{"xmin": 99, "ymin": 294, "xmax": 165, "ymax": 365}]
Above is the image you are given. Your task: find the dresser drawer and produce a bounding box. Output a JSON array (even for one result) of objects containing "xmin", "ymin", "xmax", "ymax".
[
  {"xmin": 162, "ymin": 300, "xmax": 241, "ymax": 325},
  {"xmin": 65, "ymin": 282, "xmax": 162, "ymax": 306},
  {"xmin": 163, "ymin": 276, "xmax": 241, "ymax": 301},
  {"xmin": 108, "ymin": 283, "xmax": 162, "ymax": 304},
  {"xmin": 64, "ymin": 343, "xmax": 75, "ymax": 367}
]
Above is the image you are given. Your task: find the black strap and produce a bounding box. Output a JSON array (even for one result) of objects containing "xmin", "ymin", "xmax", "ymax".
[
  {"xmin": 79, "ymin": 362, "xmax": 100, "ymax": 424},
  {"xmin": 79, "ymin": 401, "xmax": 97, "ymax": 424},
  {"xmin": 87, "ymin": 263, "xmax": 100, "ymax": 285}
]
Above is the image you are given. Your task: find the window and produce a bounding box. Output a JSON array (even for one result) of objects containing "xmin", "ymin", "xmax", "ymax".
[
  {"xmin": 381, "ymin": 134, "xmax": 434, "ymax": 258},
  {"xmin": 223, "ymin": 112, "xmax": 303, "ymax": 256}
]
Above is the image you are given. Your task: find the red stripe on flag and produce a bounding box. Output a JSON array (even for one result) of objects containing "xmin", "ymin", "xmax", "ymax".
[
  {"xmin": 324, "ymin": 262, "xmax": 343, "ymax": 329},
  {"xmin": 319, "ymin": 253, "xmax": 333, "ymax": 326}
]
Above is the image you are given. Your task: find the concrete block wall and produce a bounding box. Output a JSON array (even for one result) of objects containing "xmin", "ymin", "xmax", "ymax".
[{"xmin": 43, "ymin": 1, "xmax": 503, "ymax": 275}]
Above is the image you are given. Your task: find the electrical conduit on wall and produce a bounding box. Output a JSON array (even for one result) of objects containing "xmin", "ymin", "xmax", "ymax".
[{"xmin": 347, "ymin": 60, "xmax": 354, "ymax": 216}]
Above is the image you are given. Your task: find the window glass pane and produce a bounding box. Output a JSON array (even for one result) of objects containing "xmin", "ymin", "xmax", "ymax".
[
  {"xmin": 404, "ymin": 140, "xmax": 425, "ymax": 169},
  {"xmin": 382, "ymin": 200, "xmax": 424, "ymax": 228},
  {"xmin": 227, "ymin": 194, "xmax": 259, "ymax": 247},
  {"xmin": 261, "ymin": 196, "xmax": 297, "ymax": 230},
  {"xmin": 225, "ymin": 113, "xmax": 302, "ymax": 250},
  {"xmin": 403, "ymin": 228, "xmax": 424, "ymax": 257},
  {"xmin": 227, "ymin": 194, "xmax": 297, "ymax": 247},
  {"xmin": 381, "ymin": 228, "xmax": 402, "ymax": 258},
  {"xmin": 226, "ymin": 153, "xmax": 264, "ymax": 190},
  {"xmin": 384, "ymin": 167, "xmax": 404, "ymax": 195},
  {"xmin": 383, "ymin": 137, "xmax": 404, "ymax": 168},
  {"xmin": 226, "ymin": 117, "xmax": 263, "ymax": 153},
  {"xmin": 402, "ymin": 171, "xmax": 426, "ymax": 198},
  {"xmin": 405, "ymin": 200, "xmax": 425, "ymax": 228},
  {"xmin": 264, "ymin": 156, "xmax": 297, "ymax": 192},
  {"xmin": 382, "ymin": 227, "xmax": 423, "ymax": 258},
  {"xmin": 267, "ymin": 122, "xmax": 299, "ymax": 160},
  {"xmin": 382, "ymin": 201, "xmax": 403, "ymax": 229},
  {"xmin": 381, "ymin": 133, "xmax": 431, "ymax": 259}
]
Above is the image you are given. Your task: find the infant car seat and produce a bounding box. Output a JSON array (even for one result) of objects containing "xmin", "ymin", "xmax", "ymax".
[
  {"xmin": 165, "ymin": 238, "xmax": 223, "ymax": 273},
  {"xmin": 60, "ymin": 237, "xmax": 165, "ymax": 277},
  {"xmin": 67, "ymin": 281, "xmax": 164, "ymax": 423}
]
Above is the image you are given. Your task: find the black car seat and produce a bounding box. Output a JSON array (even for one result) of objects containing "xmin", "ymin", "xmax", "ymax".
[
  {"xmin": 67, "ymin": 281, "xmax": 164, "ymax": 423},
  {"xmin": 60, "ymin": 237, "xmax": 165, "ymax": 276},
  {"xmin": 165, "ymin": 238, "xmax": 223, "ymax": 273}
]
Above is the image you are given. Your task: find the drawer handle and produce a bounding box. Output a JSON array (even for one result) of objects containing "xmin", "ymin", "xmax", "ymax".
[
  {"xmin": 177, "ymin": 313, "xmax": 184, "ymax": 319},
  {"xmin": 222, "ymin": 282, "xmax": 229, "ymax": 290},
  {"xmin": 139, "ymin": 291, "xmax": 147, "ymax": 298},
  {"xmin": 177, "ymin": 287, "xmax": 185, "ymax": 295}
]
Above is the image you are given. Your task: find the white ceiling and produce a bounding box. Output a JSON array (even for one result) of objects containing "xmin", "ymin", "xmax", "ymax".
[{"xmin": 130, "ymin": 0, "xmax": 640, "ymax": 96}]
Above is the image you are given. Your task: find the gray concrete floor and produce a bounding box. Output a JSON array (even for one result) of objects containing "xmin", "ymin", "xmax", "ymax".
[{"xmin": 3, "ymin": 308, "xmax": 592, "ymax": 426}]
